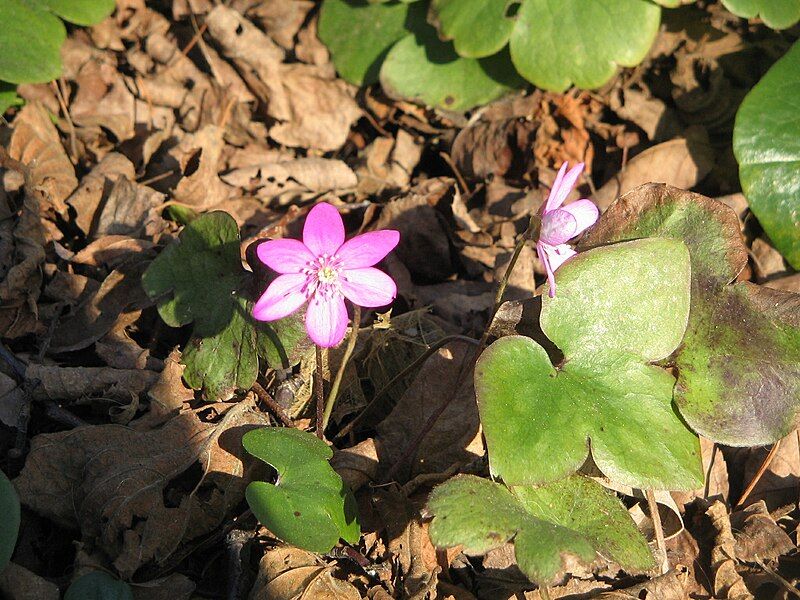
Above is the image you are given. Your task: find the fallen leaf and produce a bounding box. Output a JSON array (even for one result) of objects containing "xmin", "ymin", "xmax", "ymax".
[
  {"xmin": 14, "ymin": 399, "xmax": 268, "ymax": 578},
  {"xmin": 451, "ymin": 117, "xmax": 537, "ymax": 182},
  {"xmin": 0, "ymin": 562, "xmax": 60, "ymax": 600},
  {"xmin": 24, "ymin": 363, "xmax": 158, "ymax": 403},
  {"xmin": 706, "ymin": 501, "xmax": 754, "ymax": 600},
  {"xmin": 730, "ymin": 501, "xmax": 794, "ymax": 562},
  {"xmin": 94, "ymin": 176, "xmax": 166, "ymax": 239}
]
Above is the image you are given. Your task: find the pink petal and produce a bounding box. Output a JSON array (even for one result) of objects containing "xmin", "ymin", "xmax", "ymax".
[
  {"xmin": 257, "ymin": 239, "xmax": 315, "ymax": 274},
  {"xmin": 253, "ymin": 273, "xmax": 309, "ymax": 321},
  {"xmin": 545, "ymin": 162, "xmax": 569, "ymax": 212},
  {"xmin": 303, "ymin": 202, "xmax": 345, "ymax": 257},
  {"xmin": 340, "ymin": 267, "xmax": 397, "ymax": 307},
  {"xmin": 560, "ymin": 199, "xmax": 599, "ymax": 237},
  {"xmin": 305, "ymin": 293, "xmax": 349, "ymax": 348},
  {"xmin": 336, "ymin": 230, "xmax": 400, "ymax": 269},
  {"xmin": 540, "ymin": 209, "xmax": 578, "ymax": 246},
  {"xmin": 545, "ymin": 162, "xmax": 584, "ymax": 212},
  {"xmin": 544, "ymin": 243, "xmax": 577, "ymax": 272},
  {"xmin": 537, "ymin": 241, "xmax": 557, "ymax": 298}
]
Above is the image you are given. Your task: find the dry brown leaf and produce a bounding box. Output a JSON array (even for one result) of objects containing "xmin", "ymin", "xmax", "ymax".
[
  {"xmin": 706, "ymin": 500, "xmax": 754, "ymax": 600},
  {"xmin": 357, "ymin": 130, "xmax": 422, "ymax": 195},
  {"xmin": 70, "ymin": 60, "xmax": 136, "ymax": 142},
  {"xmin": 206, "ymin": 5, "xmax": 360, "ymax": 151},
  {"xmin": 593, "ymin": 127, "xmax": 714, "ymax": 210},
  {"xmin": 7, "ymin": 102, "xmax": 77, "ymax": 213},
  {"xmin": 24, "ymin": 363, "xmax": 158, "ymax": 402},
  {"xmin": 131, "ymin": 573, "xmax": 195, "ymax": 600},
  {"xmin": 375, "ymin": 340, "xmax": 482, "ymax": 482},
  {"xmin": 596, "ymin": 567, "xmax": 690, "ymax": 599},
  {"xmin": 249, "ymin": 546, "xmax": 360, "ymax": 600},
  {"xmin": 95, "ymin": 313, "xmax": 161, "ymax": 371},
  {"xmin": 331, "ymin": 438, "xmax": 379, "ymax": 491},
  {"xmin": 65, "ymin": 152, "xmax": 136, "ymax": 235},
  {"xmin": 751, "ymin": 237, "xmax": 788, "ymax": 282},
  {"xmin": 0, "ymin": 562, "xmax": 60, "ymax": 600},
  {"xmin": 451, "ymin": 117, "xmax": 537, "ymax": 182},
  {"xmin": 142, "ymin": 349, "xmax": 194, "ymax": 426},
  {"xmin": 166, "ymin": 125, "xmax": 233, "ymax": 208},
  {"xmin": 731, "ymin": 501, "xmax": 795, "ymax": 562},
  {"xmin": 672, "ymin": 436, "xmax": 730, "ymax": 511},
  {"xmin": 94, "ymin": 176, "xmax": 166, "ymax": 239},
  {"xmin": 739, "ymin": 431, "xmax": 800, "ymax": 511},
  {"xmin": 0, "ymin": 371, "xmax": 26, "ymax": 428},
  {"xmin": 70, "ymin": 235, "xmax": 155, "ymax": 270},
  {"xmin": 609, "ymin": 88, "xmax": 682, "ymax": 142},
  {"xmin": 15, "ymin": 399, "xmax": 268, "ymax": 577},
  {"xmin": 221, "ymin": 157, "xmax": 357, "ymax": 203}
]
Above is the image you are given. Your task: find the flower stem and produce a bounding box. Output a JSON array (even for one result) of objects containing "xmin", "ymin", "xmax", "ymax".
[
  {"xmin": 315, "ymin": 345, "xmax": 326, "ymax": 440},
  {"xmin": 646, "ymin": 488, "xmax": 669, "ymax": 575},
  {"xmin": 322, "ymin": 305, "xmax": 361, "ymax": 433}
]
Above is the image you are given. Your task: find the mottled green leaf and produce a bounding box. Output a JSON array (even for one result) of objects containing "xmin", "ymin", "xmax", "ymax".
[
  {"xmin": 722, "ymin": 0, "xmax": 800, "ymax": 29},
  {"xmin": 380, "ymin": 24, "xmax": 524, "ymax": 111},
  {"xmin": 142, "ymin": 212, "xmax": 308, "ymax": 399},
  {"xmin": 35, "ymin": 0, "xmax": 115, "ymax": 26},
  {"xmin": 734, "ymin": 40, "xmax": 800, "ymax": 268},
  {"xmin": 0, "ymin": 470, "xmax": 20, "ymax": 572},
  {"xmin": 428, "ymin": 475, "xmax": 653, "ymax": 584},
  {"xmin": 0, "ymin": 0, "xmax": 65, "ymax": 84},
  {"xmin": 509, "ymin": 0, "xmax": 660, "ymax": 91},
  {"xmin": 429, "ymin": 0, "xmax": 517, "ymax": 58},
  {"xmin": 318, "ymin": 0, "xmax": 424, "ymax": 85},
  {"xmin": 0, "ymin": 81, "xmax": 23, "ymax": 115},
  {"xmin": 244, "ymin": 428, "xmax": 360, "ymax": 554},
  {"xmin": 64, "ymin": 572, "xmax": 134, "ymax": 600},
  {"xmin": 581, "ymin": 183, "xmax": 800, "ymax": 446}
]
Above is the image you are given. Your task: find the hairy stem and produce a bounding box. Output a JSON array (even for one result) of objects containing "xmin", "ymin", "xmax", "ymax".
[
  {"xmin": 315, "ymin": 345, "xmax": 326, "ymax": 440},
  {"xmin": 322, "ymin": 305, "xmax": 361, "ymax": 432}
]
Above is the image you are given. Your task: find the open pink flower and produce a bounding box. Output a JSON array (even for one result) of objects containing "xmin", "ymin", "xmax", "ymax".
[
  {"xmin": 536, "ymin": 162, "xmax": 599, "ymax": 298},
  {"xmin": 253, "ymin": 203, "xmax": 400, "ymax": 348}
]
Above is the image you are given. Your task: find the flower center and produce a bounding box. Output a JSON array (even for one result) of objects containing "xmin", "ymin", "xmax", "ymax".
[
  {"xmin": 318, "ymin": 265, "xmax": 338, "ymax": 284},
  {"xmin": 303, "ymin": 254, "xmax": 343, "ymax": 298}
]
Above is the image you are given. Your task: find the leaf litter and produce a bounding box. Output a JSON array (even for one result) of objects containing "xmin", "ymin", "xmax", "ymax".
[{"xmin": 1, "ymin": 1, "xmax": 800, "ymax": 598}]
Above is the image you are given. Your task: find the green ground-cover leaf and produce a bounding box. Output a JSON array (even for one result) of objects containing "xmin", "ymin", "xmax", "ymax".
[
  {"xmin": 0, "ymin": 470, "xmax": 20, "ymax": 572},
  {"xmin": 428, "ymin": 475, "xmax": 654, "ymax": 584},
  {"xmin": 0, "ymin": 81, "xmax": 23, "ymax": 115},
  {"xmin": 64, "ymin": 572, "xmax": 134, "ymax": 600},
  {"xmin": 723, "ymin": 0, "xmax": 800, "ymax": 29},
  {"xmin": 243, "ymin": 428, "xmax": 360, "ymax": 553},
  {"xmin": 581, "ymin": 184, "xmax": 800, "ymax": 446},
  {"xmin": 508, "ymin": 0, "xmax": 661, "ymax": 91},
  {"xmin": 429, "ymin": 0, "xmax": 517, "ymax": 58},
  {"xmin": 734, "ymin": 40, "xmax": 800, "ymax": 269},
  {"xmin": 142, "ymin": 212, "xmax": 308, "ymax": 400},
  {"xmin": 476, "ymin": 239, "xmax": 702, "ymax": 489},
  {"xmin": 36, "ymin": 0, "xmax": 116, "ymax": 26}
]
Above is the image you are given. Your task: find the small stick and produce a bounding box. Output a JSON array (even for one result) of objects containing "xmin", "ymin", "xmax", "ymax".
[
  {"xmin": 539, "ymin": 584, "xmax": 552, "ymax": 600},
  {"xmin": 646, "ymin": 489, "xmax": 669, "ymax": 575},
  {"xmin": 703, "ymin": 442, "xmax": 718, "ymax": 499},
  {"xmin": 251, "ymin": 381, "xmax": 293, "ymax": 427},
  {"xmin": 50, "ymin": 80, "xmax": 78, "ymax": 164},
  {"xmin": 439, "ymin": 151, "xmax": 470, "ymax": 195},
  {"xmin": 736, "ymin": 439, "xmax": 782, "ymax": 508},
  {"xmin": 315, "ymin": 345, "xmax": 325, "ymax": 440},
  {"xmin": 322, "ymin": 305, "xmax": 360, "ymax": 432}
]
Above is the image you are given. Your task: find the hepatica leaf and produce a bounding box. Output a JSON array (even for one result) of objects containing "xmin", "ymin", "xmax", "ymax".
[
  {"xmin": 243, "ymin": 428, "xmax": 360, "ymax": 554},
  {"xmin": 477, "ymin": 239, "xmax": 702, "ymax": 490},
  {"xmin": 734, "ymin": 40, "xmax": 800, "ymax": 269},
  {"xmin": 581, "ymin": 184, "xmax": 800, "ymax": 446},
  {"xmin": 429, "ymin": 0, "xmax": 517, "ymax": 58},
  {"xmin": 722, "ymin": 0, "xmax": 800, "ymax": 29},
  {"xmin": 64, "ymin": 572, "xmax": 134, "ymax": 600},
  {"xmin": 0, "ymin": 470, "xmax": 20, "ymax": 572},
  {"xmin": 428, "ymin": 475, "xmax": 654, "ymax": 584},
  {"xmin": 142, "ymin": 212, "xmax": 308, "ymax": 400}
]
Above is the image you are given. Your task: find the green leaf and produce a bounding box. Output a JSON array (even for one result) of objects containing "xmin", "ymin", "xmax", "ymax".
[
  {"xmin": 0, "ymin": 470, "xmax": 20, "ymax": 572},
  {"xmin": 243, "ymin": 428, "xmax": 360, "ymax": 554},
  {"xmin": 476, "ymin": 239, "xmax": 702, "ymax": 489},
  {"xmin": 0, "ymin": 81, "xmax": 23, "ymax": 115},
  {"xmin": 581, "ymin": 183, "xmax": 800, "ymax": 447},
  {"xmin": 142, "ymin": 212, "xmax": 308, "ymax": 399},
  {"xmin": 64, "ymin": 572, "xmax": 134, "ymax": 600},
  {"xmin": 428, "ymin": 475, "xmax": 654, "ymax": 584},
  {"xmin": 34, "ymin": 0, "xmax": 116, "ymax": 26},
  {"xmin": 722, "ymin": 0, "xmax": 800, "ymax": 29},
  {"xmin": 509, "ymin": 0, "xmax": 661, "ymax": 91},
  {"xmin": 318, "ymin": 0, "xmax": 424, "ymax": 85},
  {"xmin": 734, "ymin": 40, "xmax": 800, "ymax": 269},
  {"xmin": 429, "ymin": 0, "xmax": 517, "ymax": 58},
  {"xmin": 0, "ymin": 0, "xmax": 65, "ymax": 84},
  {"xmin": 541, "ymin": 238, "xmax": 691, "ymax": 362},
  {"xmin": 380, "ymin": 26, "xmax": 525, "ymax": 111}
]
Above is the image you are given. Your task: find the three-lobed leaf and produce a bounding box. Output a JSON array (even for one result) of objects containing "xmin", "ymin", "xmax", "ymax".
[
  {"xmin": 428, "ymin": 474, "xmax": 654, "ymax": 584},
  {"xmin": 429, "ymin": 0, "xmax": 517, "ymax": 58},
  {"xmin": 243, "ymin": 428, "xmax": 360, "ymax": 554},
  {"xmin": 581, "ymin": 183, "xmax": 800, "ymax": 447},
  {"xmin": 722, "ymin": 0, "xmax": 800, "ymax": 29},
  {"xmin": 734, "ymin": 39, "xmax": 800, "ymax": 269},
  {"xmin": 0, "ymin": 470, "xmax": 20, "ymax": 572},
  {"xmin": 142, "ymin": 212, "xmax": 308, "ymax": 400},
  {"xmin": 477, "ymin": 239, "xmax": 703, "ymax": 489}
]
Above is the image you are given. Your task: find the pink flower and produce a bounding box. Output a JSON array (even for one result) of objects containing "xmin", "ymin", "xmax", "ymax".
[
  {"xmin": 253, "ymin": 202, "xmax": 400, "ymax": 348},
  {"xmin": 536, "ymin": 162, "xmax": 599, "ymax": 298}
]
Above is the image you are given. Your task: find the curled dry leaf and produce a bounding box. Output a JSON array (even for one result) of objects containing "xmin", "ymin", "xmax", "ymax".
[
  {"xmin": 706, "ymin": 501, "xmax": 753, "ymax": 600},
  {"xmin": 24, "ymin": 363, "xmax": 158, "ymax": 403},
  {"xmin": 65, "ymin": 152, "xmax": 136, "ymax": 235},
  {"xmin": 331, "ymin": 438, "xmax": 379, "ymax": 492},
  {"xmin": 70, "ymin": 59, "xmax": 136, "ymax": 143},
  {"xmin": 451, "ymin": 116, "xmax": 538, "ymax": 182},
  {"xmin": 14, "ymin": 399, "xmax": 268, "ymax": 578},
  {"xmin": 166, "ymin": 125, "xmax": 232, "ymax": 208},
  {"xmin": 730, "ymin": 501, "xmax": 794, "ymax": 563},
  {"xmin": 94, "ymin": 176, "xmax": 166, "ymax": 239},
  {"xmin": 0, "ymin": 562, "xmax": 60, "ymax": 600},
  {"xmin": 357, "ymin": 129, "xmax": 422, "ymax": 195},
  {"xmin": 249, "ymin": 546, "xmax": 360, "ymax": 600},
  {"xmin": 7, "ymin": 102, "xmax": 77, "ymax": 213}
]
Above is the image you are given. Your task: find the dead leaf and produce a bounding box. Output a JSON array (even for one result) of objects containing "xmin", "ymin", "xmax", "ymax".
[
  {"xmin": 609, "ymin": 88, "xmax": 682, "ymax": 142},
  {"xmin": 249, "ymin": 546, "xmax": 360, "ymax": 600},
  {"xmin": 357, "ymin": 130, "xmax": 422, "ymax": 195},
  {"xmin": 730, "ymin": 501, "xmax": 794, "ymax": 562},
  {"xmin": 451, "ymin": 117, "xmax": 537, "ymax": 182},
  {"xmin": 0, "ymin": 563, "xmax": 60, "ymax": 600},
  {"xmin": 672, "ymin": 437, "xmax": 730, "ymax": 511},
  {"xmin": 14, "ymin": 399, "xmax": 268, "ymax": 577},
  {"xmin": 165, "ymin": 125, "xmax": 233, "ymax": 208},
  {"xmin": 331, "ymin": 438, "xmax": 379, "ymax": 491},
  {"xmin": 24, "ymin": 363, "xmax": 158, "ymax": 402},
  {"xmin": 593, "ymin": 127, "xmax": 714, "ymax": 210},
  {"xmin": 375, "ymin": 340, "xmax": 482, "ymax": 482},
  {"xmin": 751, "ymin": 237, "xmax": 788, "ymax": 282},
  {"xmin": 70, "ymin": 235, "xmax": 155, "ymax": 270},
  {"xmin": 94, "ymin": 176, "xmax": 166, "ymax": 239},
  {"xmin": 0, "ymin": 371, "xmax": 26, "ymax": 428},
  {"xmin": 739, "ymin": 431, "xmax": 800, "ymax": 511},
  {"xmin": 70, "ymin": 59, "xmax": 136, "ymax": 142},
  {"xmin": 597, "ymin": 567, "xmax": 690, "ymax": 599},
  {"xmin": 7, "ymin": 102, "xmax": 77, "ymax": 213},
  {"xmin": 706, "ymin": 500, "xmax": 754, "ymax": 600},
  {"xmin": 142, "ymin": 349, "xmax": 194, "ymax": 426},
  {"xmin": 131, "ymin": 573, "xmax": 195, "ymax": 600}
]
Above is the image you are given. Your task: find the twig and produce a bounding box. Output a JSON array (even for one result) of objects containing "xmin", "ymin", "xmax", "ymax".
[
  {"xmin": 50, "ymin": 80, "xmax": 78, "ymax": 164},
  {"xmin": 322, "ymin": 305, "xmax": 360, "ymax": 433},
  {"xmin": 251, "ymin": 381, "xmax": 294, "ymax": 427},
  {"xmin": 736, "ymin": 439, "xmax": 782, "ymax": 508},
  {"xmin": 315, "ymin": 345, "xmax": 326, "ymax": 440},
  {"xmin": 225, "ymin": 528, "xmax": 253, "ymax": 600},
  {"xmin": 703, "ymin": 442, "xmax": 718, "ymax": 499},
  {"xmin": 439, "ymin": 151, "xmax": 470, "ymax": 195},
  {"xmin": 753, "ymin": 555, "xmax": 800, "ymax": 599},
  {"xmin": 539, "ymin": 584, "xmax": 552, "ymax": 600},
  {"xmin": 646, "ymin": 489, "xmax": 669, "ymax": 575}
]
